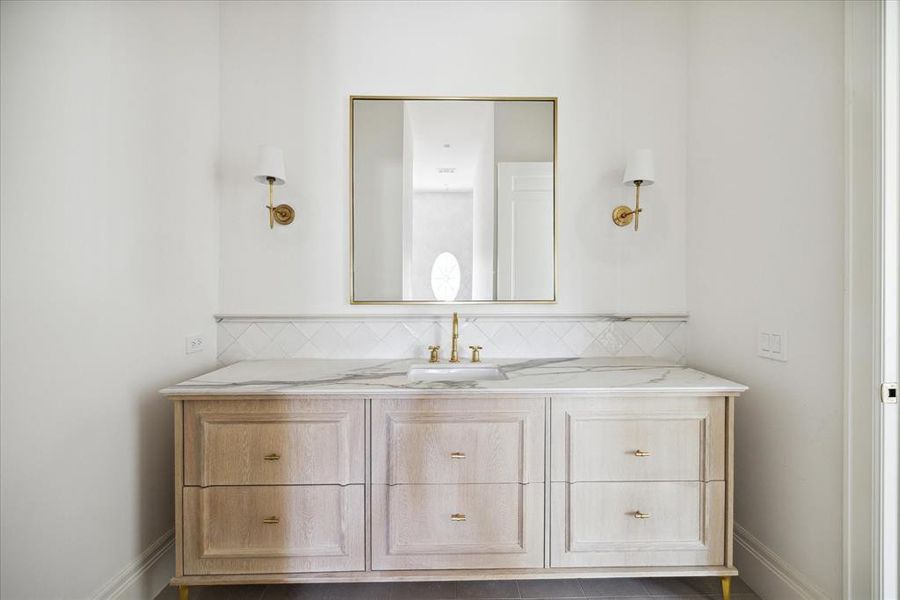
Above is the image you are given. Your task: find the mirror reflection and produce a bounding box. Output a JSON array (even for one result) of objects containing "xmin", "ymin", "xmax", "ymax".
[{"xmin": 351, "ymin": 97, "xmax": 556, "ymax": 303}]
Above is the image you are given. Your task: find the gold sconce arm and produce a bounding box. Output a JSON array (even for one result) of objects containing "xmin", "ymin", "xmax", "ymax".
[
  {"xmin": 267, "ymin": 178, "xmax": 274, "ymax": 229},
  {"xmin": 264, "ymin": 176, "xmax": 295, "ymax": 229},
  {"xmin": 612, "ymin": 180, "xmax": 643, "ymax": 231}
]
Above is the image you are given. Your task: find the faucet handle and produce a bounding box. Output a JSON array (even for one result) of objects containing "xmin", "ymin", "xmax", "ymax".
[
  {"xmin": 428, "ymin": 346, "xmax": 440, "ymax": 363},
  {"xmin": 469, "ymin": 345, "xmax": 483, "ymax": 363}
]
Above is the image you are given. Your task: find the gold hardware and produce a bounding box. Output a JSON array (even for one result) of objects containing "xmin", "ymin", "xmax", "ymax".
[
  {"xmin": 721, "ymin": 576, "xmax": 731, "ymax": 600},
  {"xmin": 263, "ymin": 453, "xmax": 281, "ymax": 461},
  {"xmin": 633, "ymin": 511, "xmax": 651, "ymax": 519},
  {"xmin": 263, "ymin": 516, "xmax": 280, "ymax": 524},
  {"xmin": 469, "ymin": 345, "xmax": 483, "ymax": 363},
  {"xmin": 349, "ymin": 96, "xmax": 558, "ymax": 305},
  {"xmin": 450, "ymin": 513, "xmax": 467, "ymax": 521},
  {"xmin": 633, "ymin": 450, "xmax": 651, "ymax": 457},
  {"xmin": 450, "ymin": 312, "xmax": 460, "ymax": 363},
  {"xmin": 428, "ymin": 346, "xmax": 440, "ymax": 363},
  {"xmin": 265, "ymin": 176, "xmax": 295, "ymax": 228},
  {"xmin": 178, "ymin": 586, "xmax": 189, "ymax": 600},
  {"xmin": 612, "ymin": 180, "xmax": 644, "ymax": 231},
  {"xmin": 882, "ymin": 382, "xmax": 898, "ymax": 404},
  {"xmin": 450, "ymin": 452, "xmax": 466, "ymax": 459}
]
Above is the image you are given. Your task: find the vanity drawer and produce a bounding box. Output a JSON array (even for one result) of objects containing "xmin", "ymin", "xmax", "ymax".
[
  {"xmin": 183, "ymin": 484, "xmax": 365, "ymax": 575},
  {"xmin": 184, "ymin": 398, "xmax": 364, "ymax": 486},
  {"xmin": 372, "ymin": 483, "xmax": 544, "ymax": 570},
  {"xmin": 372, "ymin": 396, "xmax": 544, "ymax": 484},
  {"xmin": 551, "ymin": 396, "xmax": 725, "ymax": 482},
  {"xmin": 550, "ymin": 481, "xmax": 724, "ymax": 567}
]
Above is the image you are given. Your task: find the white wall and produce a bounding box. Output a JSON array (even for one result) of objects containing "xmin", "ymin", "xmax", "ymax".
[
  {"xmin": 472, "ymin": 109, "xmax": 496, "ymax": 300},
  {"xmin": 685, "ymin": 2, "xmax": 844, "ymax": 598},
  {"xmin": 494, "ymin": 101, "xmax": 555, "ymax": 163},
  {"xmin": 0, "ymin": 2, "xmax": 220, "ymax": 598},
  {"xmin": 218, "ymin": 0, "xmax": 689, "ymax": 315},
  {"xmin": 351, "ymin": 99, "xmax": 404, "ymax": 300}
]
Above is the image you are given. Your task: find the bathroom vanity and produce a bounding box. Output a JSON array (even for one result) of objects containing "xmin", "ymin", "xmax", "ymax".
[{"xmin": 162, "ymin": 357, "xmax": 746, "ymax": 599}]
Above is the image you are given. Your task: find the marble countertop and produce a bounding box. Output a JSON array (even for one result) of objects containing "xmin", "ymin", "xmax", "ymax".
[{"xmin": 161, "ymin": 357, "xmax": 747, "ymax": 398}]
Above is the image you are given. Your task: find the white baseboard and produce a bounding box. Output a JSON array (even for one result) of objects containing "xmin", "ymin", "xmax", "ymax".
[
  {"xmin": 89, "ymin": 529, "xmax": 175, "ymax": 600},
  {"xmin": 733, "ymin": 522, "xmax": 830, "ymax": 600}
]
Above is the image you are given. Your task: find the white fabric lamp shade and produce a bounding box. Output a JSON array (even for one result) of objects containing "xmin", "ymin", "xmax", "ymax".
[
  {"xmin": 254, "ymin": 145, "xmax": 286, "ymax": 185},
  {"xmin": 623, "ymin": 149, "xmax": 655, "ymax": 186}
]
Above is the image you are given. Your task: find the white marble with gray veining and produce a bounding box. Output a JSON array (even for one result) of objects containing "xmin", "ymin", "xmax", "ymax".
[
  {"xmin": 161, "ymin": 356, "xmax": 747, "ymax": 397},
  {"xmin": 216, "ymin": 315, "xmax": 689, "ymax": 365}
]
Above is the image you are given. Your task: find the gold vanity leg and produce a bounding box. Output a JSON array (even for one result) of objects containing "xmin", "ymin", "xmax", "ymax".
[
  {"xmin": 720, "ymin": 576, "xmax": 731, "ymax": 600},
  {"xmin": 178, "ymin": 585, "xmax": 189, "ymax": 600}
]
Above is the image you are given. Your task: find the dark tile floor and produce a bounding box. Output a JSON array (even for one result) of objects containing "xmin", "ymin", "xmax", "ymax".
[{"xmin": 155, "ymin": 577, "xmax": 760, "ymax": 600}]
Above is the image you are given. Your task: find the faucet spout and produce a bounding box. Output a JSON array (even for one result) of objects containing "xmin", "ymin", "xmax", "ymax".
[{"xmin": 450, "ymin": 312, "xmax": 460, "ymax": 363}]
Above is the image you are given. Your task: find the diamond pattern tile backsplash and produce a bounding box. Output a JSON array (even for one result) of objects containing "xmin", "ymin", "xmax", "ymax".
[{"xmin": 216, "ymin": 315, "xmax": 687, "ymax": 366}]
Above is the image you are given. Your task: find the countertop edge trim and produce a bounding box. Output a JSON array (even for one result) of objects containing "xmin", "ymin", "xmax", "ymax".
[{"xmin": 161, "ymin": 388, "xmax": 747, "ymax": 400}]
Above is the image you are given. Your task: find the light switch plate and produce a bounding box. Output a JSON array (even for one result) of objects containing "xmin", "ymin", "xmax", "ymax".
[
  {"xmin": 758, "ymin": 327, "xmax": 788, "ymax": 362},
  {"xmin": 185, "ymin": 334, "xmax": 205, "ymax": 354}
]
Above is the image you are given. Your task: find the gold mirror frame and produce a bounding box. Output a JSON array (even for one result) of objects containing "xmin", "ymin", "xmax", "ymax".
[{"xmin": 349, "ymin": 95, "xmax": 558, "ymax": 305}]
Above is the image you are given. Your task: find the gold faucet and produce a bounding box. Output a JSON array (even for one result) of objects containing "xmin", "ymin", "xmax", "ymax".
[
  {"xmin": 469, "ymin": 345, "xmax": 482, "ymax": 363},
  {"xmin": 450, "ymin": 312, "xmax": 460, "ymax": 363},
  {"xmin": 428, "ymin": 345, "xmax": 440, "ymax": 363}
]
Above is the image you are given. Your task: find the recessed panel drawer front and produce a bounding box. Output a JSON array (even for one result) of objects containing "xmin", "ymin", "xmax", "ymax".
[
  {"xmin": 551, "ymin": 397, "xmax": 725, "ymax": 482},
  {"xmin": 372, "ymin": 483, "xmax": 544, "ymax": 570},
  {"xmin": 183, "ymin": 485, "xmax": 365, "ymax": 575},
  {"xmin": 550, "ymin": 481, "xmax": 725, "ymax": 567},
  {"xmin": 184, "ymin": 399, "xmax": 364, "ymax": 486},
  {"xmin": 372, "ymin": 397, "xmax": 544, "ymax": 484}
]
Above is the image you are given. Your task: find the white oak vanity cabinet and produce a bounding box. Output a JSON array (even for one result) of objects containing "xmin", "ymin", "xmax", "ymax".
[
  {"xmin": 371, "ymin": 396, "xmax": 545, "ymax": 570},
  {"xmin": 168, "ymin": 392, "xmax": 738, "ymax": 600}
]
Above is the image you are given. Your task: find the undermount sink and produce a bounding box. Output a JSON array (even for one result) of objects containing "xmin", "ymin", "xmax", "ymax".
[{"xmin": 407, "ymin": 363, "xmax": 507, "ymax": 382}]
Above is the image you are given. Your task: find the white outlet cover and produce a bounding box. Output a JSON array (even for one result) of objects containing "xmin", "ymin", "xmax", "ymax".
[
  {"xmin": 757, "ymin": 327, "xmax": 788, "ymax": 362},
  {"xmin": 185, "ymin": 334, "xmax": 205, "ymax": 354}
]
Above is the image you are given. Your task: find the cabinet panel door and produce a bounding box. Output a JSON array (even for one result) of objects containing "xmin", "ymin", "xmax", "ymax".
[
  {"xmin": 184, "ymin": 398, "xmax": 365, "ymax": 486},
  {"xmin": 372, "ymin": 396, "xmax": 544, "ymax": 484},
  {"xmin": 372, "ymin": 483, "xmax": 544, "ymax": 569},
  {"xmin": 183, "ymin": 485, "xmax": 364, "ymax": 574},
  {"xmin": 550, "ymin": 481, "xmax": 724, "ymax": 567},
  {"xmin": 550, "ymin": 396, "xmax": 725, "ymax": 482}
]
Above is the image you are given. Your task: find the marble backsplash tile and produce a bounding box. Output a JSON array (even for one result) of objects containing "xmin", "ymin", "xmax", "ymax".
[{"xmin": 216, "ymin": 315, "xmax": 688, "ymax": 366}]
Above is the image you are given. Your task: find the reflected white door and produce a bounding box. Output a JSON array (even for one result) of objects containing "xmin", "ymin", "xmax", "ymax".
[{"xmin": 496, "ymin": 162, "xmax": 553, "ymax": 300}]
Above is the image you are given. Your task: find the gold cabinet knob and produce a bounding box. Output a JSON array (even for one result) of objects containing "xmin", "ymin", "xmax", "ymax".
[
  {"xmin": 633, "ymin": 511, "xmax": 651, "ymax": 519},
  {"xmin": 633, "ymin": 450, "xmax": 651, "ymax": 457},
  {"xmin": 264, "ymin": 453, "xmax": 281, "ymax": 461},
  {"xmin": 468, "ymin": 345, "xmax": 483, "ymax": 363},
  {"xmin": 263, "ymin": 516, "xmax": 280, "ymax": 524},
  {"xmin": 428, "ymin": 345, "xmax": 440, "ymax": 363},
  {"xmin": 450, "ymin": 513, "xmax": 467, "ymax": 521},
  {"xmin": 450, "ymin": 452, "xmax": 466, "ymax": 459}
]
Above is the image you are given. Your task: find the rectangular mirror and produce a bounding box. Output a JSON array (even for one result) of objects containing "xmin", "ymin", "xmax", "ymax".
[{"xmin": 351, "ymin": 96, "xmax": 556, "ymax": 304}]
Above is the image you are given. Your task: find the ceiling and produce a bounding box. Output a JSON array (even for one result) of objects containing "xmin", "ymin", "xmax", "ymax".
[{"xmin": 405, "ymin": 100, "xmax": 493, "ymax": 192}]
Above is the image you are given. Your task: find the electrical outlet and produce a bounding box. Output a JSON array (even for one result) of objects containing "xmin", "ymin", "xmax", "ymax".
[
  {"xmin": 757, "ymin": 328, "xmax": 788, "ymax": 362},
  {"xmin": 185, "ymin": 334, "xmax": 205, "ymax": 354}
]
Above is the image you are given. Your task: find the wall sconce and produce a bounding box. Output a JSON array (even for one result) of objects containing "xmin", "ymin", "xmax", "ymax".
[
  {"xmin": 612, "ymin": 149, "xmax": 655, "ymax": 231},
  {"xmin": 254, "ymin": 145, "xmax": 295, "ymax": 228}
]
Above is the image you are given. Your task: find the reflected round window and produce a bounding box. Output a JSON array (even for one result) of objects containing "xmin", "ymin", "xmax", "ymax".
[{"xmin": 430, "ymin": 252, "xmax": 461, "ymax": 302}]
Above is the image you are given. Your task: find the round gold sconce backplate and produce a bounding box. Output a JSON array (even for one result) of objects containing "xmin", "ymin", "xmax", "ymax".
[
  {"xmin": 272, "ymin": 204, "xmax": 295, "ymax": 226},
  {"xmin": 612, "ymin": 205, "xmax": 634, "ymax": 227}
]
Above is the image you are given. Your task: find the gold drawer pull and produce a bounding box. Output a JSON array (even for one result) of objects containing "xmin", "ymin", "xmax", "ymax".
[
  {"xmin": 450, "ymin": 513, "xmax": 467, "ymax": 521},
  {"xmin": 633, "ymin": 450, "xmax": 651, "ymax": 457},
  {"xmin": 263, "ymin": 454, "xmax": 281, "ymax": 461},
  {"xmin": 450, "ymin": 452, "xmax": 466, "ymax": 459},
  {"xmin": 263, "ymin": 516, "xmax": 280, "ymax": 524},
  {"xmin": 634, "ymin": 511, "xmax": 651, "ymax": 519}
]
